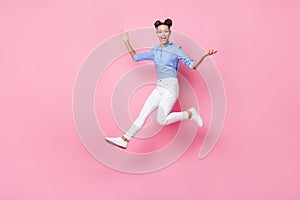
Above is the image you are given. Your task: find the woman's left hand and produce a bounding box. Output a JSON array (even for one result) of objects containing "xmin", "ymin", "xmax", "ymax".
[{"xmin": 206, "ymin": 50, "xmax": 218, "ymax": 56}]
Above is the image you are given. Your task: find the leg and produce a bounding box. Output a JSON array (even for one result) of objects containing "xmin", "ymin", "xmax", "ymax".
[
  {"xmin": 123, "ymin": 87, "xmax": 162, "ymax": 140},
  {"xmin": 106, "ymin": 87, "xmax": 162, "ymax": 149},
  {"xmin": 156, "ymin": 80, "xmax": 203, "ymax": 127},
  {"xmin": 156, "ymin": 87, "xmax": 189, "ymax": 126}
]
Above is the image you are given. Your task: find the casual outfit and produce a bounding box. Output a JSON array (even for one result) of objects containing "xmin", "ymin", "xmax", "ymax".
[{"xmin": 105, "ymin": 42, "xmax": 203, "ymax": 149}]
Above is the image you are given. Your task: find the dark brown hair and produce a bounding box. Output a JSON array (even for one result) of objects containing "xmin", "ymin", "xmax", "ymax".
[{"xmin": 154, "ymin": 18, "xmax": 172, "ymax": 28}]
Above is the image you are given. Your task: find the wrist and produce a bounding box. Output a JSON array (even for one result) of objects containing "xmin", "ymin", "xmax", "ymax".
[{"xmin": 129, "ymin": 50, "xmax": 136, "ymax": 57}]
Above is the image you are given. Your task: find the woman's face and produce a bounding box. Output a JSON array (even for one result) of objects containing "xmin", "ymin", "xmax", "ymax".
[{"xmin": 156, "ymin": 25, "xmax": 171, "ymax": 46}]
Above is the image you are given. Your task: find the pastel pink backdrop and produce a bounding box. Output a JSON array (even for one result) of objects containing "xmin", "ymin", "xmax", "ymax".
[{"xmin": 1, "ymin": 0, "xmax": 300, "ymax": 199}]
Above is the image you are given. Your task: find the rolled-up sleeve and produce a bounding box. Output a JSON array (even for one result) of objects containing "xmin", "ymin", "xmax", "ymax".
[
  {"xmin": 177, "ymin": 46, "xmax": 194, "ymax": 69},
  {"xmin": 132, "ymin": 49, "xmax": 154, "ymax": 61}
]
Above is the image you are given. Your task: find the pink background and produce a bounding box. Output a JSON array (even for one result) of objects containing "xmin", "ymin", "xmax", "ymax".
[{"xmin": 1, "ymin": 0, "xmax": 300, "ymax": 199}]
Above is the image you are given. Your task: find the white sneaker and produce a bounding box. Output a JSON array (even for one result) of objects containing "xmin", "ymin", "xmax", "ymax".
[
  {"xmin": 105, "ymin": 136, "xmax": 128, "ymax": 149},
  {"xmin": 188, "ymin": 108, "xmax": 203, "ymax": 127}
]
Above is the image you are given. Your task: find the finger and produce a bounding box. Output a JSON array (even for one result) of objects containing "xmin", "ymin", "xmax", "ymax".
[{"xmin": 210, "ymin": 50, "xmax": 217, "ymax": 55}]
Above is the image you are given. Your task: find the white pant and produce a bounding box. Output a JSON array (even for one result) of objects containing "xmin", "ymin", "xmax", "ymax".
[{"xmin": 124, "ymin": 77, "xmax": 189, "ymax": 140}]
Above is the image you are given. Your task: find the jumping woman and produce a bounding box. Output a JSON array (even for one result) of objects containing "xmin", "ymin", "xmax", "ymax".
[{"xmin": 105, "ymin": 18, "xmax": 217, "ymax": 149}]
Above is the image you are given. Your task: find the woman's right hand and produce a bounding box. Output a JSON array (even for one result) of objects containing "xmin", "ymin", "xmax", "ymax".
[
  {"xmin": 119, "ymin": 29, "xmax": 129, "ymax": 42},
  {"xmin": 119, "ymin": 29, "xmax": 136, "ymax": 57}
]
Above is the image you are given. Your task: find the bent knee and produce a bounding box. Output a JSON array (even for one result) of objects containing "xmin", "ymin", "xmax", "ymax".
[{"xmin": 157, "ymin": 116, "xmax": 167, "ymax": 125}]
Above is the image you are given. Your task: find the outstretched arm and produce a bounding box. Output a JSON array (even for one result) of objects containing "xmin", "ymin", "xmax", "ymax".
[
  {"xmin": 119, "ymin": 29, "xmax": 136, "ymax": 57},
  {"xmin": 192, "ymin": 50, "xmax": 217, "ymax": 69}
]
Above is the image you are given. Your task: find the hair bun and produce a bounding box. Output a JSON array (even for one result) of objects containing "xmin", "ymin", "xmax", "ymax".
[
  {"xmin": 164, "ymin": 19, "xmax": 172, "ymax": 27},
  {"xmin": 154, "ymin": 20, "xmax": 162, "ymax": 28}
]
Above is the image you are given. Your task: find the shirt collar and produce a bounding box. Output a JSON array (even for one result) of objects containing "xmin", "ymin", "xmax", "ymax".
[
  {"xmin": 159, "ymin": 42, "xmax": 173, "ymax": 48},
  {"xmin": 164, "ymin": 42, "xmax": 173, "ymax": 47}
]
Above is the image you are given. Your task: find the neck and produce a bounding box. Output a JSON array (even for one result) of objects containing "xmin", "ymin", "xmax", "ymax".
[{"xmin": 161, "ymin": 41, "xmax": 169, "ymax": 48}]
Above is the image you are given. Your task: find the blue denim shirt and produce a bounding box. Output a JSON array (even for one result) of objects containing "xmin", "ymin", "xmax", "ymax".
[{"xmin": 132, "ymin": 42, "xmax": 194, "ymax": 79}]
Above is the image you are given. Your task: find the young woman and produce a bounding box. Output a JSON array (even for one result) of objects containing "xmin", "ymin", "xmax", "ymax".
[{"xmin": 105, "ymin": 18, "xmax": 217, "ymax": 149}]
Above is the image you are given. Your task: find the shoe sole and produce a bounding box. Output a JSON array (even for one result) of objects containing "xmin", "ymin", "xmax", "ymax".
[
  {"xmin": 197, "ymin": 117, "xmax": 204, "ymax": 127},
  {"xmin": 194, "ymin": 110, "xmax": 204, "ymax": 127},
  {"xmin": 105, "ymin": 138, "xmax": 127, "ymax": 149},
  {"xmin": 199, "ymin": 121, "xmax": 204, "ymax": 127}
]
